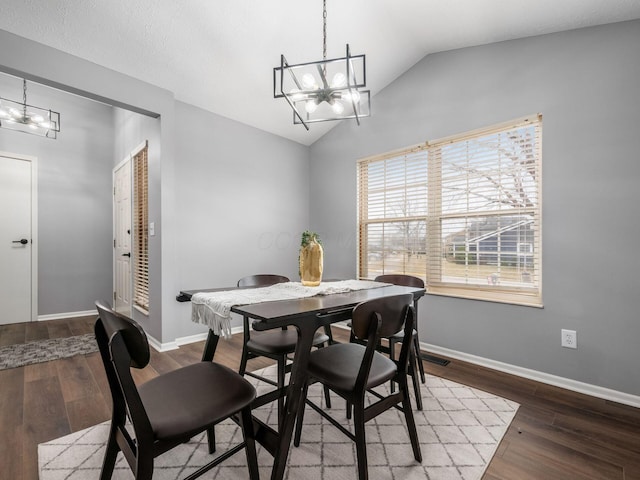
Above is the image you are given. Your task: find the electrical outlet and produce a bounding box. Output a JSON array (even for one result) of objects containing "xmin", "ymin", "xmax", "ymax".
[{"xmin": 561, "ymin": 329, "xmax": 577, "ymax": 349}]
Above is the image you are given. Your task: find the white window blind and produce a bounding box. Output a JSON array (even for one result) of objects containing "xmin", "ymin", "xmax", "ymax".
[
  {"xmin": 358, "ymin": 147, "xmax": 428, "ymax": 281},
  {"xmin": 133, "ymin": 143, "xmax": 149, "ymax": 311},
  {"xmin": 358, "ymin": 115, "xmax": 542, "ymax": 306}
]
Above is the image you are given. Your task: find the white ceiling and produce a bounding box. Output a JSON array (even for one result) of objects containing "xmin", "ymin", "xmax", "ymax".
[{"xmin": 1, "ymin": 0, "xmax": 639, "ymax": 145}]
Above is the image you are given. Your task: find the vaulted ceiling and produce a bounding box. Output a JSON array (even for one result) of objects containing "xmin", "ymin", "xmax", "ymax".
[{"xmin": 1, "ymin": 0, "xmax": 639, "ymax": 145}]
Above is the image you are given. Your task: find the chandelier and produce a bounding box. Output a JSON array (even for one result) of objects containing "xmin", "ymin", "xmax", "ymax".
[
  {"xmin": 273, "ymin": 0, "xmax": 370, "ymax": 130},
  {"xmin": 0, "ymin": 79, "xmax": 60, "ymax": 139}
]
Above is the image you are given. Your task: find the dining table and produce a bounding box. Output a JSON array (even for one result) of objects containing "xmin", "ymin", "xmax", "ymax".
[{"xmin": 176, "ymin": 281, "xmax": 425, "ymax": 480}]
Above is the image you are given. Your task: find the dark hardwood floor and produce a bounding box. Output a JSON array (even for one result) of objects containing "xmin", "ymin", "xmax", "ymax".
[{"xmin": 1, "ymin": 316, "xmax": 639, "ymax": 479}]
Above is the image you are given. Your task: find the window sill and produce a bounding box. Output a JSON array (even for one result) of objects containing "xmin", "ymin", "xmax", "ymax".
[{"xmin": 426, "ymin": 286, "xmax": 543, "ymax": 308}]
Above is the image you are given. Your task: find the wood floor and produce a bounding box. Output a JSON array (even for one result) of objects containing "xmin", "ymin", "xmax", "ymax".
[{"xmin": 1, "ymin": 316, "xmax": 639, "ymax": 480}]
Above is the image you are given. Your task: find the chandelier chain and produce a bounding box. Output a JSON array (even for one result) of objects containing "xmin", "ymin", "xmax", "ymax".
[
  {"xmin": 22, "ymin": 79, "xmax": 28, "ymax": 115},
  {"xmin": 322, "ymin": 0, "xmax": 327, "ymax": 61}
]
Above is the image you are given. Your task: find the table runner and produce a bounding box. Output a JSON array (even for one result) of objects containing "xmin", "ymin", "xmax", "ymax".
[{"xmin": 191, "ymin": 280, "xmax": 389, "ymax": 338}]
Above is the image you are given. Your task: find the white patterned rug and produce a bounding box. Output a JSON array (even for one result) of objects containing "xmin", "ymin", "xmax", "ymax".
[
  {"xmin": 38, "ymin": 365, "xmax": 518, "ymax": 479},
  {"xmin": 0, "ymin": 334, "xmax": 98, "ymax": 370}
]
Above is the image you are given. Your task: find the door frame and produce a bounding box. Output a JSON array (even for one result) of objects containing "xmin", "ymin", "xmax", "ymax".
[{"xmin": 0, "ymin": 151, "xmax": 38, "ymax": 322}]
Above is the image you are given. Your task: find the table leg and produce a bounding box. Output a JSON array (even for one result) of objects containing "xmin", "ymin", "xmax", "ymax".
[
  {"xmin": 201, "ymin": 329, "xmax": 219, "ymax": 362},
  {"xmin": 270, "ymin": 321, "xmax": 317, "ymax": 480}
]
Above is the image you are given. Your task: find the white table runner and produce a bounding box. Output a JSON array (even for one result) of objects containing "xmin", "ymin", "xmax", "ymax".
[{"xmin": 191, "ymin": 280, "xmax": 389, "ymax": 338}]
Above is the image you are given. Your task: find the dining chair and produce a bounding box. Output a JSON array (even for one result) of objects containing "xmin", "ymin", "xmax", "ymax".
[
  {"xmin": 347, "ymin": 274, "xmax": 425, "ymax": 411},
  {"xmin": 375, "ymin": 274, "xmax": 426, "ymax": 384},
  {"xmin": 94, "ymin": 300, "xmax": 259, "ymax": 480},
  {"xmin": 293, "ymin": 293, "xmax": 422, "ymax": 480},
  {"xmin": 237, "ymin": 274, "xmax": 332, "ymax": 425}
]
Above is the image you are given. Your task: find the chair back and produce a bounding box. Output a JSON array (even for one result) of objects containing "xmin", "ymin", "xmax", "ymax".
[
  {"xmin": 94, "ymin": 300, "xmax": 155, "ymax": 460},
  {"xmin": 351, "ymin": 293, "xmax": 413, "ymax": 341},
  {"xmin": 237, "ymin": 274, "xmax": 290, "ymax": 287},
  {"xmin": 375, "ymin": 274, "xmax": 425, "ymax": 289},
  {"xmin": 95, "ymin": 300, "xmax": 150, "ymax": 368}
]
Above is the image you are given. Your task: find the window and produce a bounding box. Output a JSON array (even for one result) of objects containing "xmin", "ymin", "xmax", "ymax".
[
  {"xmin": 358, "ymin": 115, "xmax": 542, "ymax": 306},
  {"xmin": 133, "ymin": 143, "xmax": 149, "ymax": 312}
]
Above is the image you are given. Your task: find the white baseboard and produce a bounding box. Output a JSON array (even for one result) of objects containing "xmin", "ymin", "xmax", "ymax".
[
  {"xmin": 421, "ymin": 342, "xmax": 640, "ymax": 409},
  {"xmin": 331, "ymin": 324, "xmax": 640, "ymax": 408},
  {"xmin": 38, "ymin": 310, "xmax": 97, "ymax": 321},
  {"xmin": 175, "ymin": 332, "xmax": 209, "ymax": 347},
  {"xmin": 149, "ymin": 326, "xmax": 244, "ymax": 353},
  {"xmin": 147, "ymin": 334, "xmax": 178, "ymax": 353}
]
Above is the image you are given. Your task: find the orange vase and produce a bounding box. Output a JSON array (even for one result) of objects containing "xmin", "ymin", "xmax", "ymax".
[{"xmin": 299, "ymin": 238, "xmax": 323, "ymax": 286}]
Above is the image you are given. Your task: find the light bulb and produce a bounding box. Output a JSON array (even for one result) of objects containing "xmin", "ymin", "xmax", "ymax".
[
  {"xmin": 289, "ymin": 89, "xmax": 305, "ymax": 101},
  {"xmin": 344, "ymin": 90, "xmax": 361, "ymax": 104},
  {"xmin": 331, "ymin": 100, "xmax": 345, "ymax": 115},
  {"xmin": 0, "ymin": 108, "xmax": 9, "ymax": 118},
  {"xmin": 31, "ymin": 114, "xmax": 44, "ymax": 123},
  {"xmin": 301, "ymin": 73, "xmax": 317, "ymax": 90},
  {"xmin": 40, "ymin": 121, "xmax": 52, "ymax": 129},
  {"xmin": 305, "ymin": 100, "xmax": 318, "ymax": 113},
  {"xmin": 331, "ymin": 72, "xmax": 347, "ymax": 88},
  {"xmin": 9, "ymin": 107, "xmax": 21, "ymax": 117}
]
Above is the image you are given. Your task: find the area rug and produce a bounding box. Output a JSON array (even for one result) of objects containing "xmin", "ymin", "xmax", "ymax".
[
  {"xmin": 38, "ymin": 365, "xmax": 518, "ymax": 480},
  {"xmin": 0, "ymin": 333, "xmax": 98, "ymax": 370}
]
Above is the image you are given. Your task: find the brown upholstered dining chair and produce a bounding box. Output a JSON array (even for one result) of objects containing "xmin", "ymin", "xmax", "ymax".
[
  {"xmin": 293, "ymin": 293, "xmax": 422, "ymax": 480},
  {"xmin": 94, "ymin": 300, "xmax": 259, "ymax": 480},
  {"xmin": 237, "ymin": 274, "xmax": 331, "ymax": 424}
]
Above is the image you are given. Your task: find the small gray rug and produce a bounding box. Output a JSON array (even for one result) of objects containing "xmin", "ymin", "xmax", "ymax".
[
  {"xmin": 39, "ymin": 365, "xmax": 518, "ymax": 479},
  {"xmin": 0, "ymin": 333, "xmax": 98, "ymax": 370}
]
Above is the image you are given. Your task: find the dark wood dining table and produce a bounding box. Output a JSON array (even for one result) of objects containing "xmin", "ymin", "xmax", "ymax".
[{"xmin": 177, "ymin": 282, "xmax": 425, "ymax": 480}]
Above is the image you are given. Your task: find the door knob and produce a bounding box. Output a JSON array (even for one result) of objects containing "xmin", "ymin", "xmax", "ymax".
[
  {"xmin": 122, "ymin": 252, "xmax": 131, "ymax": 257},
  {"xmin": 12, "ymin": 239, "xmax": 28, "ymax": 245}
]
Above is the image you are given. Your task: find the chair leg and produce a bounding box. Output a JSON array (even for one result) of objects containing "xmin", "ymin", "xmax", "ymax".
[
  {"xmin": 206, "ymin": 426, "xmax": 216, "ymax": 454},
  {"xmin": 133, "ymin": 444, "xmax": 154, "ymax": 480},
  {"xmin": 414, "ymin": 333, "xmax": 426, "ymax": 383},
  {"xmin": 238, "ymin": 344, "xmax": 249, "ymax": 376},
  {"xmin": 293, "ymin": 383, "xmax": 309, "ymax": 447},
  {"xmin": 277, "ymin": 356, "xmax": 286, "ymax": 429},
  {"xmin": 409, "ymin": 345, "xmax": 423, "ymax": 410},
  {"xmin": 399, "ymin": 378, "xmax": 422, "ymax": 462},
  {"xmin": 324, "ymin": 324, "xmax": 335, "ymax": 345},
  {"xmin": 99, "ymin": 422, "xmax": 121, "ymax": 480},
  {"xmin": 316, "ymin": 342, "xmax": 333, "ymax": 409},
  {"xmin": 353, "ymin": 401, "xmax": 369, "ymax": 480},
  {"xmin": 323, "ymin": 385, "xmax": 332, "ymax": 409},
  {"xmin": 389, "ymin": 337, "xmax": 397, "ymax": 394},
  {"xmin": 239, "ymin": 406, "xmax": 260, "ymax": 480}
]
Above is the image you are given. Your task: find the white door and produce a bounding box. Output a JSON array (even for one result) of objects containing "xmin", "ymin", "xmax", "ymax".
[
  {"xmin": 113, "ymin": 159, "xmax": 132, "ymax": 315},
  {"xmin": 0, "ymin": 154, "xmax": 36, "ymax": 324}
]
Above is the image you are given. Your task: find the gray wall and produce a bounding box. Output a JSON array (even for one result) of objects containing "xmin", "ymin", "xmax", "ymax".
[
  {"xmin": 168, "ymin": 101, "xmax": 310, "ymax": 342},
  {"xmin": 310, "ymin": 20, "xmax": 640, "ymax": 396},
  {"xmin": 0, "ymin": 74, "xmax": 114, "ymax": 315}
]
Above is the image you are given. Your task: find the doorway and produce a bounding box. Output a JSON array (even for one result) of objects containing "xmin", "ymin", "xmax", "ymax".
[{"xmin": 0, "ymin": 152, "xmax": 38, "ymax": 324}]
